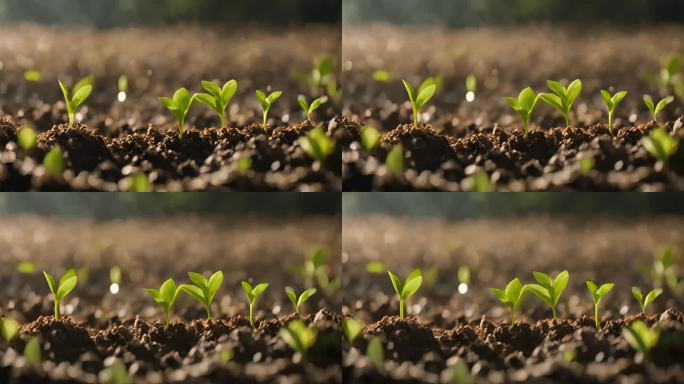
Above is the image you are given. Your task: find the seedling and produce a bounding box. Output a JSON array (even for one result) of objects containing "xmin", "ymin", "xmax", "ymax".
[
  {"xmin": 600, "ymin": 90, "xmax": 627, "ymax": 134},
  {"xmin": 297, "ymin": 95, "xmax": 328, "ymax": 121},
  {"xmin": 58, "ymin": 76, "xmax": 93, "ymax": 126},
  {"xmin": 242, "ymin": 281, "xmax": 269, "ymax": 328},
  {"xmin": 280, "ymin": 320, "xmax": 317, "ymax": 357},
  {"xmin": 402, "ymin": 78, "xmax": 437, "ymax": 127},
  {"xmin": 642, "ymin": 128, "xmax": 678, "ymax": 167},
  {"xmin": 146, "ymin": 279, "xmax": 182, "ymax": 329},
  {"xmin": 366, "ymin": 336, "xmax": 384, "ymax": 371},
  {"xmin": 386, "ymin": 144, "xmax": 404, "ymax": 177},
  {"xmin": 387, "ymin": 269, "xmax": 423, "ymax": 319},
  {"xmin": 632, "ymin": 287, "xmax": 662, "ymax": 314},
  {"xmin": 360, "ymin": 125, "xmax": 380, "ymax": 151},
  {"xmin": 504, "ymin": 87, "xmax": 540, "ymax": 138},
  {"xmin": 285, "ymin": 287, "xmax": 317, "ymax": 315},
  {"xmin": 623, "ymin": 320, "xmax": 660, "ymax": 357},
  {"xmin": 43, "ymin": 269, "xmax": 77, "ymax": 320},
  {"xmin": 342, "ymin": 317, "xmax": 363, "ymax": 344},
  {"xmin": 490, "ymin": 278, "xmax": 527, "ymax": 324},
  {"xmin": 180, "ymin": 271, "xmax": 223, "ymax": 319},
  {"xmin": 23, "ymin": 337, "xmax": 41, "ymax": 368},
  {"xmin": 539, "ymin": 79, "xmax": 582, "ymax": 127},
  {"xmin": 195, "ymin": 80, "xmax": 238, "ymax": 128},
  {"xmin": 298, "ymin": 126, "xmax": 334, "ymax": 163},
  {"xmin": 643, "ymin": 95, "xmax": 674, "ymax": 124},
  {"xmin": 651, "ymin": 249, "xmax": 680, "ymax": 291},
  {"xmin": 43, "ymin": 146, "xmax": 64, "ymax": 178},
  {"xmin": 586, "ymin": 280, "xmax": 614, "ymax": 329},
  {"xmin": 17, "ymin": 126, "xmax": 37, "ymax": 151},
  {"xmin": 255, "ymin": 90, "xmax": 282, "ymax": 128},
  {"xmin": 527, "ymin": 270, "xmax": 569, "ymax": 319},
  {"xmin": 0, "ymin": 317, "xmax": 20, "ymax": 343},
  {"xmin": 159, "ymin": 88, "xmax": 195, "ymax": 139}
]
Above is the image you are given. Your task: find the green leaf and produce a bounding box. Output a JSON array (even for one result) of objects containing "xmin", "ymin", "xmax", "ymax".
[
  {"xmin": 402, "ymin": 80, "xmax": 415, "ymax": 103},
  {"xmin": 285, "ymin": 287, "xmax": 297, "ymax": 307},
  {"xmin": 201, "ymin": 80, "xmax": 222, "ymax": 97},
  {"xmin": 242, "ymin": 281, "xmax": 253, "ymax": 297},
  {"xmin": 43, "ymin": 146, "xmax": 64, "ymax": 178},
  {"xmin": 366, "ymin": 337, "xmax": 384, "ymax": 370},
  {"xmin": 298, "ymin": 288, "xmax": 317, "ymax": 307},
  {"xmin": 128, "ymin": 173, "xmax": 151, "ymax": 192},
  {"xmin": 255, "ymin": 90, "xmax": 267, "ymax": 106},
  {"xmin": 387, "ymin": 271, "xmax": 401, "ymax": 295},
  {"xmin": 159, "ymin": 97, "xmax": 175, "ymax": 110},
  {"xmin": 527, "ymin": 284, "xmax": 552, "ymax": 302},
  {"xmin": 532, "ymin": 271, "xmax": 553, "ymax": 289},
  {"xmin": 181, "ymin": 284, "xmax": 206, "ymax": 303},
  {"xmin": 518, "ymin": 87, "xmax": 538, "ymax": 110},
  {"xmin": 73, "ymin": 76, "xmax": 94, "ymax": 96},
  {"xmin": 505, "ymin": 278, "xmax": 523, "ymax": 302},
  {"xmin": 252, "ymin": 283, "xmax": 269, "ymax": 297},
  {"xmin": 342, "ymin": 317, "xmax": 363, "ymax": 343},
  {"xmin": 188, "ymin": 272, "xmax": 208, "ymax": 289},
  {"xmin": 553, "ymin": 270, "xmax": 569, "ymax": 304},
  {"xmin": 644, "ymin": 288, "xmax": 663, "ymax": 308},
  {"xmin": 0, "ymin": 317, "xmax": 20, "ymax": 342},
  {"xmin": 58, "ymin": 80, "xmax": 70, "ymax": 103},
  {"xmin": 372, "ymin": 70, "xmax": 390, "ymax": 83},
  {"xmin": 386, "ymin": 145, "xmax": 404, "ymax": 177},
  {"xmin": 160, "ymin": 279, "xmax": 177, "ymax": 303},
  {"xmin": 56, "ymin": 276, "xmax": 77, "ymax": 300},
  {"xmin": 71, "ymin": 85, "xmax": 92, "ymax": 109},
  {"xmin": 207, "ymin": 271, "xmax": 223, "ymax": 301},
  {"xmin": 540, "ymin": 93, "xmax": 564, "ymax": 112},
  {"xmin": 490, "ymin": 288, "xmax": 507, "ymax": 303},
  {"xmin": 309, "ymin": 96, "xmax": 327, "ymax": 113},
  {"xmin": 195, "ymin": 93, "xmax": 218, "ymax": 111},
  {"xmin": 655, "ymin": 96, "xmax": 674, "ymax": 114},
  {"xmin": 643, "ymin": 95, "xmax": 655, "ymax": 114},
  {"xmin": 465, "ymin": 74, "xmax": 477, "ymax": 93},
  {"xmin": 297, "ymin": 95, "xmax": 309, "ymax": 112},
  {"xmin": 17, "ymin": 126, "xmax": 37, "ymax": 151},
  {"xmin": 596, "ymin": 283, "xmax": 614, "ymax": 297},
  {"xmin": 43, "ymin": 271, "xmax": 56, "ymax": 294},
  {"xmin": 586, "ymin": 280, "xmax": 598, "ymax": 296},
  {"xmin": 23, "ymin": 337, "xmax": 42, "ymax": 367},
  {"xmin": 613, "ymin": 91, "xmax": 627, "ymax": 104},
  {"xmin": 415, "ymin": 84, "xmax": 436, "ymax": 109},
  {"xmin": 221, "ymin": 80, "xmax": 238, "ymax": 102},
  {"xmin": 504, "ymin": 97, "xmax": 519, "ymax": 109},
  {"xmin": 17, "ymin": 261, "xmax": 35, "ymax": 274},
  {"xmin": 366, "ymin": 261, "xmax": 385, "ymax": 274},
  {"xmin": 401, "ymin": 275, "xmax": 422, "ymax": 299},
  {"xmin": 600, "ymin": 90, "xmax": 612, "ymax": 106},
  {"xmin": 266, "ymin": 91, "xmax": 282, "ymax": 104},
  {"xmin": 546, "ymin": 80, "xmax": 565, "ymax": 97},
  {"xmin": 24, "ymin": 70, "xmax": 42, "ymax": 83},
  {"xmin": 566, "ymin": 79, "xmax": 582, "ymax": 104},
  {"xmin": 632, "ymin": 287, "xmax": 644, "ymax": 304},
  {"xmin": 360, "ymin": 125, "xmax": 380, "ymax": 151}
]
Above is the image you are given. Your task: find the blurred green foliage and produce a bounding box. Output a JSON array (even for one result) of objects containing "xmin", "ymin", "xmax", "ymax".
[
  {"xmin": 343, "ymin": 0, "xmax": 684, "ymax": 26},
  {"xmin": 0, "ymin": 0, "xmax": 340, "ymax": 27}
]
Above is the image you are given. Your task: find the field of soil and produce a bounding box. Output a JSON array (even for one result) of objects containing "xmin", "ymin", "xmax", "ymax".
[
  {"xmin": 0, "ymin": 24, "xmax": 341, "ymax": 191},
  {"xmin": 341, "ymin": 215, "xmax": 684, "ymax": 383},
  {"xmin": 342, "ymin": 24, "xmax": 684, "ymax": 191},
  {"xmin": 0, "ymin": 215, "xmax": 342, "ymax": 383}
]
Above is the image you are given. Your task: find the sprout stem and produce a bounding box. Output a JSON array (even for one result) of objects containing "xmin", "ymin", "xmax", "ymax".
[
  {"xmin": 563, "ymin": 114, "xmax": 570, "ymax": 128},
  {"xmin": 206, "ymin": 306, "xmax": 212, "ymax": 319},
  {"xmin": 412, "ymin": 107, "xmax": 418, "ymax": 128},
  {"xmin": 551, "ymin": 306, "xmax": 557, "ymax": 320},
  {"xmin": 164, "ymin": 311, "xmax": 169, "ymax": 330},
  {"xmin": 594, "ymin": 304, "xmax": 600, "ymax": 329},
  {"xmin": 607, "ymin": 112, "xmax": 613, "ymax": 134},
  {"xmin": 399, "ymin": 299, "xmax": 405, "ymax": 319},
  {"xmin": 249, "ymin": 303, "xmax": 254, "ymax": 328},
  {"xmin": 54, "ymin": 301, "xmax": 59, "ymax": 320}
]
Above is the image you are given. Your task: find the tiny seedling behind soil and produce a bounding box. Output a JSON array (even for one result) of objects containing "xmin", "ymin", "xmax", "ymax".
[
  {"xmin": 58, "ymin": 76, "xmax": 93, "ymax": 126},
  {"xmin": 255, "ymin": 90, "xmax": 282, "ymax": 128},
  {"xmin": 279, "ymin": 320, "xmax": 317, "ymax": 357},
  {"xmin": 159, "ymin": 88, "xmax": 196, "ymax": 139},
  {"xmin": 43, "ymin": 269, "xmax": 77, "ymax": 320},
  {"xmin": 539, "ymin": 79, "xmax": 582, "ymax": 127},
  {"xmin": 146, "ymin": 279, "xmax": 182, "ymax": 329},
  {"xmin": 388, "ymin": 268, "xmax": 423, "ymax": 319},
  {"xmin": 490, "ymin": 278, "xmax": 527, "ymax": 324},
  {"xmin": 43, "ymin": 146, "xmax": 64, "ymax": 178},
  {"xmin": 0, "ymin": 317, "xmax": 20, "ymax": 343},
  {"xmin": 342, "ymin": 317, "xmax": 364, "ymax": 344},
  {"xmin": 297, "ymin": 95, "xmax": 328, "ymax": 121},
  {"xmin": 631, "ymin": 287, "xmax": 662, "ymax": 313},
  {"xmin": 242, "ymin": 281, "xmax": 269, "ymax": 328},
  {"xmin": 298, "ymin": 126, "xmax": 334, "ymax": 164},
  {"xmin": 643, "ymin": 95, "xmax": 674, "ymax": 124},
  {"xmin": 195, "ymin": 80, "xmax": 238, "ymax": 128},
  {"xmin": 600, "ymin": 90, "xmax": 627, "ymax": 134},
  {"xmin": 385, "ymin": 144, "xmax": 404, "ymax": 178},
  {"xmin": 17, "ymin": 126, "xmax": 37, "ymax": 151},
  {"xmin": 641, "ymin": 128, "xmax": 679, "ymax": 167},
  {"xmin": 402, "ymin": 78, "xmax": 437, "ymax": 128},
  {"xmin": 586, "ymin": 280, "xmax": 614, "ymax": 329},
  {"xmin": 623, "ymin": 320, "xmax": 660, "ymax": 358},
  {"xmin": 285, "ymin": 287, "xmax": 317, "ymax": 315},
  {"xmin": 181, "ymin": 271, "xmax": 223, "ymax": 319},
  {"xmin": 505, "ymin": 87, "xmax": 540, "ymax": 139},
  {"xmin": 527, "ymin": 270, "xmax": 569, "ymax": 319},
  {"xmin": 360, "ymin": 125, "xmax": 380, "ymax": 152}
]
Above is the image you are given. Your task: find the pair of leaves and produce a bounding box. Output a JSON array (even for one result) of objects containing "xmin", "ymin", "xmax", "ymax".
[
  {"xmin": 586, "ymin": 280, "xmax": 614, "ymax": 304},
  {"xmin": 159, "ymin": 88, "xmax": 195, "ymax": 137},
  {"xmin": 44, "ymin": 269, "xmax": 78, "ymax": 302},
  {"xmin": 642, "ymin": 128, "xmax": 678, "ymax": 164},
  {"xmin": 539, "ymin": 79, "xmax": 582, "ymax": 125},
  {"xmin": 504, "ymin": 87, "xmax": 540, "ymax": 133},
  {"xmin": 298, "ymin": 126, "xmax": 334, "ymax": 163},
  {"xmin": 342, "ymin": 317, "xmax": 364, "ymax": 344},
  {"xmin": 527, "ymin": 271, "xmax": 569, "ymax": 311},
  {"xmin": 146, "ymin": 279, "xmax": 182, "ymax": 314},
  {"xmin": 403, "ymin": 78, "xmax": 437, "ymax": 126},
  {"xmin": 279, "ymin": 320, "xmax": 317, "ymax": 355},
  {"xmin": 388, "ymin": 269, "xmax": 422, "ymax": 300},
  {"xmin": 297, "ymin": 95, "xmax": 328, "ymax": 120},
  {"xmin": 490, "ymin": 278, "xmax": 527, "ymax": 311},
  {"xmin": 180, "ymin": 271, "xmax": 223, "ymax": 315},
  {"xmin": 623, "ymin": 321, "xmax": 660, "ymax": 355},
  {"xmin": 242, "ymin": 281, "xmax": 269, "ymax": 305},
  {"xmin": 632, "ymin": 287, "xmax": 663, "ymax": 313},
  {"xmin": 256, "ymin": 90, "xmax": 283, "ymax": 125},
  {"xmin": 643, "ymin": 95, "xmax": 674, "ymax": 122},
  {"xmin": 600, "ymin": 90, "xmax": 628, "ymax": 112},
  {"xmin": 58, "ymin": 76, "xmax": 94, "ymax": 125},
  {"xmin": 195, "ymin": 80, "xmax": 238, "ymax": 127},
  {"xmin": 285, "ymin": 287, "xmax": 317, "ymax": 314}
]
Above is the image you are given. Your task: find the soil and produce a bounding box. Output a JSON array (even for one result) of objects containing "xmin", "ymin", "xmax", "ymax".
[
  {"xmin": 341, "ymin": 24, "xmax": 684, "ymax": 191},
  {"xmin": 0, "ymin": 24, "xmax": 341, "ymax": 191}
]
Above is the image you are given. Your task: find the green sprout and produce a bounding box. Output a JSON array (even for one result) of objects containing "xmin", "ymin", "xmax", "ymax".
[
  {"xmin": 372, "ymin": 70, "xmax": 391, "ymax": 83},
  {"xmin": 586, "ymin": 280, "xmax": 614, "ymax": 329},
  {"xmin": 128, "ymin": 173, "xmax": 151, "ymax": 192},
  {"xmin": 342, "ymin": 317, "xmax": 363, "ymax": 344},
  {"xmin": 43, "ymin": 269, "xmax": 77, "ymax": 320},
  {"xmin": 24, "ymin": 70, "xmax": 42, "ymax": 83},
  {"xmin": 490, "ymin": 278, "xmax": 527, "ymax": 324},
  {"xmin": 255, "ymin": 90, "xmax": 282, "ymax": 128},
  {"xmin": 539, "ymin": 79, "xmax": 582, "ymax": 127},
  {"xmin": 387, "ymin": 269, "xmax": 423, "ymax": 319},
  {"xmin": 58, "ymin": 76, "xmax": 93, "ymax": 126},
  {"xmin": 0, "ymin": 317, "xmax": 20, "ymax": 343},
  {"xmin": 366, "ymin": 261, "xmax": 386, "ymax": 274},
  {"xmin": 180, "ymin": 271, "xmax": 223, "ymax": 319},
  {"xmin": 623, "ymin": 321, "xmax": 660, "ymax": 357},
  {"xmin": 17, "ymin": 126, "xmax": 37, "ymax": 151},
  {"xmin": 280, "ymin": 320, "xmax": 317, "ymax": 357},
  {"xmin": 504, "ymin": 87, "xmax": 540, "ymax": 139},
  {"xmin": 298, "ymin": 126, "xmax": 334, "ymax": 163},
  {"xmin": 16, "ymin": 261, "xmax": 36, "ymax": 274},
  {"xmin": 643, "ymin": 95, "xmax": 674, "ymax": 124},
  {"xmin": 386, "ymin": 144, "xmax": 404, "ymax": 178},
  {"xmin": 159, "ymin": 88, "xmax": 196, "ymax": 139},
  {"xmin": 195, "ymin": 80, "xmax": 238, "ymax": 128},
  {"xmin": 242, "ymin": 281, "xmax": 269, "ymax": 328},
  {"xmin": 360, "ymin": 125, "xmax": 380, "ymax": 151},
  {"xmin": 641, "ymin": 128, "xmax": 679, "ymax": 167},
  {"xmin": 651, "ymin": 249, "xmax": 680, "ymax": 291},
  {"xmin": 146, "ymin": 279, "xmax": 182, "ymax": 329},
  {"xmin": 527, "ymin": 270, "xmax": 569, "ymax": 319},
  {"xmin": 402, "ymin": 78, "xmax": 437, "ymax": 128},
  {"xmin": 366, "ymin": 336, "xmax": 384, "ymax": 371},
  {"xmin": 600, "ymin": 90, "xmax": 627, "ymax": 134},
  {"xmin": 285, "ymin": 287, "xmax": 317, "ymax": 315},
  {"xmin": 297, "ymin": 95, "xmax": 328, "ymax": 121},
  {"xmin": 632, "ymin": 287, "xmax": 662, "ymax": 314},
  {"xmin": 43, "ymin": 146, "xmax": 64, "ymax": 178},
  {"xmin": 23, "ymin": 337, "xmax": 41, "ymax": 368}
]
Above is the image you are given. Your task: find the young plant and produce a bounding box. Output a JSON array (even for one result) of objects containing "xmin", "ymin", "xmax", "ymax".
[
  {"xmin": 242, "ymin": 281, "xmax": 269, "ymax": 328},
  {"xmin": 195, "ymin": 80, "xmax": 238, "ymax": 128},
  {"xmin": 527, "ymin": 270, "xmax": 569, "ymax": 319},
  {"xmin": 643, "ymin": 95, "xmax": 674, "ymax": 124},
  {"xmin": 0, "ymin": 317, "xmax": 20, "ymax": 343},
  {"xmin": 43, "ymin": 269, "xmax": 77, "ymax": 320},
  {"xmin": 623, "ymin": 320, "xmax": 660, "ymax": 357},
  {"xmin": 632, "ymin": 287, "xmax": 663, "ymax": 314},
  {"xmin": 490, "ymin": 278, "xmax": 527, "ymax": 324},
  {"xmin": 387, "ymin": 269, "xmax": 422, "ymax": 319},
  {"xmin": 180, "ymin": 271, "xmax": 223, "ymax": 319},
  {"xmin": 642, "ymin": 128, "xmax": 679, "ymax": 167},
  {"xmin": 58, "ymin": 76, "xmax": 93, "ymax": 126},
  {"xmin": 342, "ymin": 317, "xmax": 363, "ymax": 344},
  {"xmin": 279, "ymin": 320, "xmax": 317, "ymax": 357},
  {"xmin": 146, "ymin": 279, "xmax": 182, "ymax": 329},
  {"xmin": 600, "ymin": 90, "xmax": 627, "ymax": 134},
  {"xmin": 285, "ymin": 287, "xmax": 317, "ymax": 315},
  {"xmin": 504, "ymin": 87, "xmax": 540, "ymax": 138},
  {"xmin": 298, "ymin": 126, "xmax": 334, "ymax": 163},
  {"xmin": 586, "ymin": 280, "xmax": 614, "ymax": 329},
  {"xmin": 539, "ymin": 79, "xmax": 582, "ymax": 127},
  {"xmin": 159, "ymin": 88, "xmax": 195, "ymax": 139},
  {"xmin": 255, "ymin": 90, "xmax": 282, "ymax": 128},
  {"xmin": 402, "ymin": 78, "xmax": 437, "ymax": 128},
  {"xmin": 297, "ymin": 95, "xmax": 328, "ymax": 121}
]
